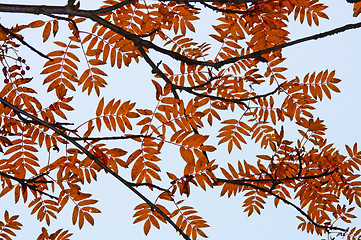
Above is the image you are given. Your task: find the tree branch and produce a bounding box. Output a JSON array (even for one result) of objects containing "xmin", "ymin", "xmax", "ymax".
[
  {"xmin": 219, "ymin": 167, "xmax": 338, "ymax": 184},
  {"xmin": 44, "ymin": 13, "xmax": 79, "ymax": 34},
  {"xmin": 173, "ymin": 81, "xmax": 283, "ymax": 107},
  {"xmin": 218, "ymin": 21, "xmax": 361, "ymax": 66},
  {"xmin": 137, "ymin": 45, "xmax": 180, "ymax": 99},
  {"xmin": 0, "ymin": 23, "xmax": 51, "ymax": 60},
  {"xmin": 137, "ymin": 45, "xmax": 211, "ymax": 162},
  {"xmin": 0, "ymin": 170, "xmax": 58, "ymax": 199},
  {"xmin": 94, "ymin": 0, "xmax": 262, "ymax": 15},
  {"xmin": 176, "ymin": 86, "xmax": 250, "ymax": 108},
  {"xmin": 199, "ymin": 1, "xmax": 248, "ymax": 14},
  {"xmin": 129, "ymin": 182, "xmax": 169, "ymax": 192},
  {"xmin": 94, "ymin": 0, "xmax": 137, "ymax": 14},
  {"xmin": 0, "ymin": 96, "xmax": 191, "ymax": 240},
  {"xmin": 161, "ymin": 0, "xmax": 262, "ymax": 3},
  {"xmin": 1, "ymin": 3, "xmax": 361, "ymax": 70},
  {"xmin": 216, "ymin": 177, "xmax": 345, "ymax": 232},
  {"xmin": 70, "ymin": 134, "xmax": 150, "ymax": 141}
]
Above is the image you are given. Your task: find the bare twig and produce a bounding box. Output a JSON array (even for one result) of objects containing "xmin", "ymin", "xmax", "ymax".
[
  {"xmin": 0, "ymin": 170, "xmax": 57, "ymax": 199},
  {"xmin": 218, "ymin": 21, "xmax": 361, "ymax": 67},
  {"xmin": 94, "ymin": 0, "xmax": 137, "ymax": 14},
  {"xmin": 129, "ymin": 182, "xmax": 169, "ymax": 192},
  {"xmin": 0, "ymin": 23, "xmax": 51, "ymax": 60},
  {"xmin": 44, "ymin": 13, "xmax": 79, "ymax": 34},
  {"xmin": 216, "ymin": 177, "xmax": 345, "ymax": 232},
  {"xmin": 200, "ymin": 1, "xmax": 247, "ymax": 14},
  {"xmin": 137, "ymin": 45, "xmax": 180, "ymax": 99},
  {"xmin": 219, "ymin": 168, "xmax": 337, "ymax": 184},
  {"xmin": 71, "ymin": 134, "xmax": 150, "ymax": 141}
]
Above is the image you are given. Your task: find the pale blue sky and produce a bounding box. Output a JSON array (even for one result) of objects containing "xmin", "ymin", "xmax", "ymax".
[{"xmin": 0, "ymin": 1, "xmax": 361, "ymax": 240}]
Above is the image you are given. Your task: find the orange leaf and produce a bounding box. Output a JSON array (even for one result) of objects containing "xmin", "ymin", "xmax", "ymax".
[
  {"xmin": 159, "ymin": 191, "xmax": 173, "ymax": 201},
  {"xmin": 72, "ymin": 206, "xmax": 79, "ymax": 225},
  {"xmin": 29, "ymin": 20, "xmax": 45, "ymax": 28},
  {"xmin": 199, "ymin": 145, "xmax": 216, "ymax": 152},
  {"xmin": 96, "ymin": 98, "xmax": 104, "ymax": 116},
  {"xmin": 152, "ymin": 80, "xmax": 163, "ymax": 101},
  {"xmin": 144, "ymin": 219, "xmax": 151, "ymax": 235},
  {"xmin": 42, "ymin": 22, "xmax": 51, "ymax": 42},
  {"xmin": 180, "ymin": 147, "xmax": 195, "ymax": 165},
  {"xmin": 354, "ymin": 2, "xmax": 361, "ymax": 17}
]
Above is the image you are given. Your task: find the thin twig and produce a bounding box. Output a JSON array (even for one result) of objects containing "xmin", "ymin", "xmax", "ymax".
[
  {"xmin": 1, "ymin": 3, "xmax": 361, "ymax": 69},
  {"xmin": 183, "ymin": 0, "xmax": 201, "ymax": 11},
  {"xmin": 0, "ymin": 170, "xmax": 58, "ymax": 199},
  {"xmin": 0, "ymin": 96, "xmax": 191, "ymax": 240},
  {"xmin": 93, "ymin": 0, "xmax": 137, "ymax": 14},
  {"xmin": 137, "ymin": 45, "xmax": 180, "ymax": 99},
  {"xmin": 129, "ymin": 182, "xmax": 169, "ymax": 192},
  {"xmin": 216, "ymin": 177, "xmax": 345, "ymax": 232},
  {"xmin": 200, "ymin": 1, "xmax": 247, "ymax": 14},
  {"xmin": 0, "ymin": 23, "xmax": 51, "ymax": 60},
  {"xmin": 137, "ymin": 44, "xmax": 211, "ymax": 162},
  {"xmin": 71, "ymin": 134, "xmax": 150, "ymax": 141},
  {"xmin": 44, "ymin": 13, "xmax": 79, "ymax": 34},
  {"xmin": 219, "ymin": 21, "xmax": 361, "ymax": 67},
  {"xmin": 219, "ymin": 168, "xmax": 337, "ymax": 184}
]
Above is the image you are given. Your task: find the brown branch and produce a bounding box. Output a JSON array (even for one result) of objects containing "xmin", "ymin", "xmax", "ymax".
[
  {"xmin": 177, "ymin": 86, "xmax": 250, "ymax": 108},
  {"xmin": 137, "ymin": 45, "xmax": 180, "ymax": 99},
  {"xmin": 199, "ymin": 1, "xmax": 248, "ymax": 14},
  {"xmin": 94, "ymin": 0, "xmax": 137, "ymax": 14},
  {"xmin": 172, "ymin": 81, "xmax": 283, "ymax": 107},
  {"xmin": 162, "ymin": 0, "xmax": 262, "ymax": 3},
  {"xmin": 266, "ymin": 188, "xmax": 345, "ymax": 232},
  {"xmin": 71, "ymin": 134, "xmax": 150, "ymax": 141},
  {"xmin": 129, "ymin": 182, "xmax": 169, "ymax": 192},
  {"xmin": 0, "ymin": 96, "xmax": 191, "ymax": 240},
  {"xmin": 221, "ymin": 168, "xmax": 338, "ymax": 184},
  {"xmin": 216, "ymin": 177, "xmax": 346, "ymax": 232},
  {"xmin": 187, "ymin": 75, "xmax": 222, "ymax": 90},
  {"xmin": 241, "ymin": 83, "xmax": 284, "ymax": 101},
  {"xmin": 137, "ymin": 45, "xmax": 211, "ymax": 162},
  {"xmin": 89, "ymin": 9, "xmax": 361, "ymax": 70},
  {"xmin": 44, "ymin": 13, "xmax": 79, "ymax": 34},
  {"xmin": 1, "ymin": 3, "xmax": 361, "ymax": 70},
  {"xmin": 26, "ymin": 184, "xmax": 58, "ymax": 200},
  {"xmin": 281, "ymin": 168, "xmax": 338, "ymax": 182},
  {"xmin": 0, "ymin": 23, "xmax": 51, "ymax": 60},
  {"xmin": 218, "ymin": 21, "xmax": 361, "ymax": 66},
  {"xmin": 0, "ymin": 171, "xmax": 58, "ymax": 199}
]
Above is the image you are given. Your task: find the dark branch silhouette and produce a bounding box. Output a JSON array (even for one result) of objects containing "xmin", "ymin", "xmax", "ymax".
[
  {"xmin": 0, "ymin": 3, "xmax": 360, "ymax": 70},
  {"xmin": 0, "ymin": 170, "xmax": 57, "ymax": 199},
  {"xmin": 0, "ymin": 96, "xmax": 191, "ymax": 240},
  {"xmin": 216, "ymin": 177, "xmax": 346, "ymax": 232},
  {"xmin": 0, "ymin": 23, "xmax": 51, "ymax": 60},
  {"xmin": 70, "ymin": 134, "xmax": 150, "ymax": 141}
]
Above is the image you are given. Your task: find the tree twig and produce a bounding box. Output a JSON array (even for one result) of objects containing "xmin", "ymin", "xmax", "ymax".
[
  {"xmin": 129, "ymin": 182, "xmax": 169, "ymax": 192},
  {"xmin": 1, "ymin": 3, "xmax": 361, "ymax": 70},
  {"xmin": 0, "ymin": 23, "xmax": 51, "ymax": 60},
  {"xmin": 71, "ymin": 134, "xmax": 150, "ymax": 141},
  {"xmin": 200, "ymin": 1, "xmax": 247, "ymax": 14},
  {"xmin": 0, "ymin": 96, "xmax": 191, "ymax": 240},
  {"xmin": 216, "ymin": 177, "xmax": 345, "ymax": 232},
  {"xmin": 0, "ymin": 170, "xmax": 57, "ymax": 199}
]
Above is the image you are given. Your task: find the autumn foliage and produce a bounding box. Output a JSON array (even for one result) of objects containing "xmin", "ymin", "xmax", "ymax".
[{"xmin": 0, "ymin": 0, "xmax": 361, "ymax": 239}]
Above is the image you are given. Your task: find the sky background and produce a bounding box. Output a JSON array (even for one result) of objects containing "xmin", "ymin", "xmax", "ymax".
[{"xmin": 1, "ymin": 0, "xmax": 361, "ymax": 240}]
